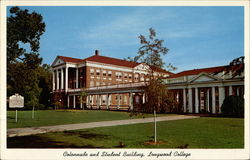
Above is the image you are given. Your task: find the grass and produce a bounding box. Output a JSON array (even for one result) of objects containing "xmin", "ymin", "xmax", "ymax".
[
  {"xmin": 7, "ymin": 117, "xmax": 244, "ymax": 148},
  {"xmin": 7, "ymin": 109, "xmax": 174, "ymax": 129}
]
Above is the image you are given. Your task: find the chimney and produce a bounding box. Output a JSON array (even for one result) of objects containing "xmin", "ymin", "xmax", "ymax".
[{"xmin": 95, "ymin": 50, "xmax": 99, "ymax": 56}]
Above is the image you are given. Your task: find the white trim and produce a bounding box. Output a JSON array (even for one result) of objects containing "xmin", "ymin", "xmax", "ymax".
[{"xmin": 86, "ymin": 61, "xmax": 133, "ymax": 72}]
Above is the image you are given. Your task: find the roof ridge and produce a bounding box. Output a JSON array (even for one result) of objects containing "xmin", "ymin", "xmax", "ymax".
[
  {"xmin": 84, "ymin": 54, "xmax": 139, "ymax": 64},
  {"xmin": 58, "ymin": 55, "xmax": 83, "ymax": 60}
]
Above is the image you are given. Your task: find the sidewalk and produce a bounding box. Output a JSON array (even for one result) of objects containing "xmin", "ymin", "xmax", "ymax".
[{"xmin": 7, "ymin": 115, "xmax": 199, "ymax": 137}]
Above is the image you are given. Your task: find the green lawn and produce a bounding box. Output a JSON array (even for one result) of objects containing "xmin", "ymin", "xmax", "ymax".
[
  {"xmin": 7, "ymin": 110, "xmax": 173, "ymax": 129},
  {"xmin": 7, "ymin": 117, "xmax": 244, "ymax": 148}
]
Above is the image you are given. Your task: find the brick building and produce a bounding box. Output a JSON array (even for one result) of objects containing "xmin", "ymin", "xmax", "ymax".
[
  {"xmin": 51, "ymin": 51, "xmax": 244, "ymax": 114},
  {"xmin": 51, "ymin": 50, "xmax": 172, "ymax": 110}
]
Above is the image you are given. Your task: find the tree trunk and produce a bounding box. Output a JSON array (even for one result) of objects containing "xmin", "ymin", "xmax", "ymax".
[{"xmin": 154, "ymin": 108, "xmax": 157, "ymax": 143}]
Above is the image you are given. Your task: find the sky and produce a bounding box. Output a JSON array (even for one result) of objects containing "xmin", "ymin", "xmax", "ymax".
[{"xmin": 8, "ymin": 6, "xmax": 244, "ymax": 73}]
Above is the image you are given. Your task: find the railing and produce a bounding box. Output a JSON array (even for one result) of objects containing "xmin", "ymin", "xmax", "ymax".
[{"xmin": 68, "ymin": 82, "xmax": 148, "ymax": 92}]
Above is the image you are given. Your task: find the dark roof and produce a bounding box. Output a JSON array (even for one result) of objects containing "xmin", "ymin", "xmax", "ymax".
[{"xmin": 168, "ymin": 66, "xmax": 226, "ymax": 78}]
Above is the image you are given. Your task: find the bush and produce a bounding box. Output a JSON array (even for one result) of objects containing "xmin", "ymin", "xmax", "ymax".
[{"xmin": 221, "ymin": 95, "xmax": 244, "ymax": 118}]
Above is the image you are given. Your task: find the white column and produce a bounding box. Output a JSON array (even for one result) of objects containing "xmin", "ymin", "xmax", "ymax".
[
  {"xmin": 97, "ymin": 95, "xmax": 100, "ymax": 109},
  {"xmin": 212, "ymin": 87, "xmax": 216, "ymax": 114},
  {"xmin": 229, "ymin": 86, "xmax": 233, "ymax": 96},
  {"xmin": 118, "ymin": 94, "xmax": 120, "ymax": 109},
  {"xmin": 56, "ymin": 69, "xmax": 59, "ymax": 90},
  {"xmin": 80, "ymin": 96, "xmax": 83, "ymax": 109},
  {"xmin": 76, "ymin": 68, "xmax": 78, "ymax": 89},
  {"xmin": 52, "ymin": 71, "xmax": 55, "ymax": 91},
  {"xmin": 188, "ymin": 88, "xmax": 193, "ymax": 113},
  {"xmin": 65, "ymin": 66, "xmax": 68, "ymax": 92},
  {"xmin": 236, "ymin": 87, "xmax": 239, "ymax": 96},
  {"xmin": 183, "ymin": 88, "xmax": 187, "ymax": 113},
  {"xmin": 73, "ymin": 95, "xmax": 76, "ymax": 109},
  {"xmin": 142, "ymin": 93, "xmax": 145, "ymax": 103},
  {"xmin": 67, "ymin": 95, "xmax": 69, "ymax": 108},
  {"xmin": 195, "ymin": 88, "xmax": 199, "ymax": 113},
  {"xmin": 106, "ymin": 94, "xmax": 110, "ymax": 109},
  {"xmin": 129, "ymin": 93, "xmax": 133, "ymax": 110},
  {"xmin": 207, "ymin": 89, "xmax": 210, "ymax": 112},
  {"xmin": 61, "ymin": 68, "xmax": 64, "ymax": 90},
  {"xmin": 218, "ymin": 86, "xmax": 225, "ymax": 113}
]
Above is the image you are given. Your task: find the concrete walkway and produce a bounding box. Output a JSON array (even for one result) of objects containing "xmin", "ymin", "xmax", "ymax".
[{"xmin": 7, "ymin": 115, "xmax": 199, "ymax": 137}]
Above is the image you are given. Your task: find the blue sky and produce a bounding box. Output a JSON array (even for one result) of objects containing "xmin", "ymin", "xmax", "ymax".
[{"xmin": 9, "ymin": 6, "xmax": 244, "ymax": 73}]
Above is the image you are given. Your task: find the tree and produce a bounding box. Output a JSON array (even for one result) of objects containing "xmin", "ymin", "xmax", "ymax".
[
  {"xmin": 80, "ymin": 91, "xmax": 88, "ymax": 109},
  {"xmin": 7, "ymin": 7, "xmax": 47, "ymax": 109},
  {"xmin": 221, "ymin": 95, "xmax": 244, "ymax": 118},
  {"xmin": 7, "ymin": 6, "xmax": 45, "ymax": 64},
  {"xmin": 129, "ymin": 28, "xmax": 177, "ymax": 143}
]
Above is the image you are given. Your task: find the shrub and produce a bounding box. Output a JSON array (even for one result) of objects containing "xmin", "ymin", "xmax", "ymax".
[{"xmin": 221, "ymin": 95, "xmax": 244, "ymax": 118}]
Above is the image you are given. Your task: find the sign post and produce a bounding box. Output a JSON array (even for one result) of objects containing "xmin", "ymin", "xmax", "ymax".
[{"xmin": 9, "ymin": 93, "xmax": 24, "ymax": 123}]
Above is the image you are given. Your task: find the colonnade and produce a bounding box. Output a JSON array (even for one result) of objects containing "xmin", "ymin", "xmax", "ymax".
[
  {"xmin": 52, "ymin": 66, "xmax": 70, "ymax": 92},
  {"xmin": 66, "ymin": 92, "xmax": 141, "ymax": 111},
  {"xmin": 180, "ymin": 85, "xmax": 236, "ymax": 114}
]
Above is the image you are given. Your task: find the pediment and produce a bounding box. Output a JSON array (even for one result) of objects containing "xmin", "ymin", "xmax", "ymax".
[
  {"xmin": 189, "ymin": 72, "xmax": 221, "ymax": 83},
  {"xmin": 134, "ymin": 63, "xmax": 150, "ymax": 71},
  {"xmin": 52, "ymin": 57, "xmax": 65, "ymax": 66}
]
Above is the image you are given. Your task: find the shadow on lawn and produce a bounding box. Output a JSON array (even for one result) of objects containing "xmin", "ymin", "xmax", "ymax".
[
  {"xmin": 7, "ymin": 131, "xmax": 110, "ymax": 148},
  {"xmin": 63, "ymin": 130, "xmax": 110, "ymax": 139}
]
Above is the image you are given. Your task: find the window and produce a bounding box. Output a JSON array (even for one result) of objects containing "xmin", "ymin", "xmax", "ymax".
[
  {"xmin": 116, "ymin": 72, "xmax": 122, "ymax": 79},
  {"xmin": 103, "ymin": 70, "xmax": 107, "ymax": 76},
  {"xmin": 96, "ymin": 82, "xmax": 100, "ymax": 86},
  {"xmin": 134, "ymin": 74, "xmax": 139, "ymax": 81},
  {"xmin": 90, "ymin": 69, "xmax": 94, "ymax": 75},
  {"xmin": 96, "ymin": 69, "xmax": 100, "ymax": 76},
  {"xmin": 124, "ymin": 73, "xmax": 128, "ymax": 78},
  {"xmin": 108, "ymin": 71, "xmax": 112, "ymax": 77},
  {"xmin": 90, "ymin": 81, "xmax": 94, "ymax": 87},
  {"xmin": 102, "ymin": 82, "xmax": 106, "ymax": 86},
  {"xmin": 124, "ymin": 95, "xmax": 127, "ymax": 104},
  {"xmin": 129, "ymin": 74, "xmax": 132, "ymax": 79}
]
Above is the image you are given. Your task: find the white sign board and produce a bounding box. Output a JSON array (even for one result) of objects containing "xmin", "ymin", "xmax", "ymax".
[{"xmin": 9, "ymin": 93, "xmax": 24, "ymax": 108}]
